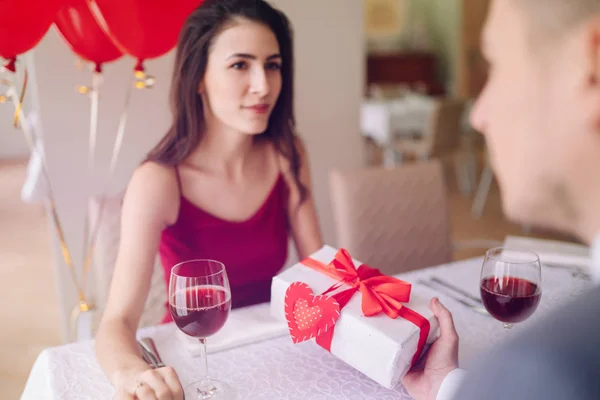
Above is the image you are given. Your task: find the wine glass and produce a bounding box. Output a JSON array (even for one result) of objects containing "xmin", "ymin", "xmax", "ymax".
[
  {"xmin": 169, "ymin": 259, "xmax": 233, "ymax": 399},
  {"xmin": 480, "ymin": 247, "xmax": 542, "ymax": 330}
]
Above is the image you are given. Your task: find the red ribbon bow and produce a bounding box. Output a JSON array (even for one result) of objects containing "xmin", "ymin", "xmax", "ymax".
[{"xmin": 301, "ymin": 248, "xmax": 430, "ymax": 367}]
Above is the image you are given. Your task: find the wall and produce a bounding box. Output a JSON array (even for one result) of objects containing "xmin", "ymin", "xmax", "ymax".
[
  {"xmin": 0, "ymin": 109, "xmax": 29, "ymax": 159},
  {"xmin": 31, "ymin": 0, "xmax": 365, "ymax": 341}
]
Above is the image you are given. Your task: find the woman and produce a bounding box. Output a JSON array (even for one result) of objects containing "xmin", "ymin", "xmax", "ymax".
[{"xmin": 95, "ymin": 1, "xmax": 323, "ymax": 398}]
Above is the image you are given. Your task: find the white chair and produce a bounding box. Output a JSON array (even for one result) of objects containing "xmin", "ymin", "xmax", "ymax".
[
  {"xmin": 329, "ymin": 160, "xmax": 453, "ymax": 275},
  {"xmin": 89, "ymin": 193, "xmax": 167, "ymax": 333}
]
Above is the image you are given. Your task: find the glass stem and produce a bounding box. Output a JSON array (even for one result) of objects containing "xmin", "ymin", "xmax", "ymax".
[
  {"xmin": 503, "ymin": 323, "xmax": 513, "ymax": 330},
  {"xmin": 197, "ymin": 338, "xmax": 216, "ymax": 399}
]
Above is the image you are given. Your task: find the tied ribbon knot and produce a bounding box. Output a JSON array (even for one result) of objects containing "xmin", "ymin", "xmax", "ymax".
[
  {"xmin": 301, "ymin": 248, "xmax": 430, "ymax": 367},
  {"xmin": 3, "ymin": 57, "xmax": 16, "ymax": 73}
]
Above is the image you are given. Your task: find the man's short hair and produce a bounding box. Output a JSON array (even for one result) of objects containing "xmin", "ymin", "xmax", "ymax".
[{"xmin": 517, "ymin": 0, "xmax": 600, "ymax": 41}]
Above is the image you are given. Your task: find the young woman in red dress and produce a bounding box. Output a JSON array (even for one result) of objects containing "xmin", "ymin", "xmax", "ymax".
[{"xmin": 95, "ymin": 1, "xmax": 323, "ymax": 398}]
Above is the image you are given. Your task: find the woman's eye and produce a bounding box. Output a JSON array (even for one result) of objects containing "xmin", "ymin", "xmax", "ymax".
[
  {"xmin": 231, "ymin": 61, "xmax": 247, "ymax": 70},
  {"xmin": 266, "ymin": 62, "xmax": 281, "ymax": 71}
]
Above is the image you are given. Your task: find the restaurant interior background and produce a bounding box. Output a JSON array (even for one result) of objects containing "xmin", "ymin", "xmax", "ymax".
[{"xmin": 0, "ymin": 0, "xmax": 580, "ymax": 397}]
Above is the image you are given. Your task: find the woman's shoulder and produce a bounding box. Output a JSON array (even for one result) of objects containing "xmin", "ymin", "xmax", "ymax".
[
  {"xmin": 132, "ymin": 160, "xmax": 177, "ymax": 181},
  {"xmin": 124, "ymin": 161, "xmax": 180, "ymax": 225},
  {"xmin": 129, "ymin": 161, "xmax": 180, "ymax": 191}
]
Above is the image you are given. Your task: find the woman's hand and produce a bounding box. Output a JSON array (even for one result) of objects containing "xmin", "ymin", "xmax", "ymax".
[{"xmin": 113, "ymin": 365, "xmax": 184, "ymax": 400}]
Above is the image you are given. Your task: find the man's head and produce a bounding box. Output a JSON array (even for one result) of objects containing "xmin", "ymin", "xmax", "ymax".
[{"xmin": 471, "ymin": 0, "xmax": 600, "ymax": 242}]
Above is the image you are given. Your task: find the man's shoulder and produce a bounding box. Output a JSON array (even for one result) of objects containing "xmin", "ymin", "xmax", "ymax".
[{"xmin": 455, "ymin": 285, "xmax": 600, "ymax": 400}]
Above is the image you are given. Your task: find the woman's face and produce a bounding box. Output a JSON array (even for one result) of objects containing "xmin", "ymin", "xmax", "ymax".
[{"xmin": 199, "ymin": 18, "xmax": 283, "ymax": 136}]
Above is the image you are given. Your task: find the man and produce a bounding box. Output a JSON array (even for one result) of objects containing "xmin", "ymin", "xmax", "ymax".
[{"xmin": 402, "ymin": 1, "xmax": 600, "ymax": 399}]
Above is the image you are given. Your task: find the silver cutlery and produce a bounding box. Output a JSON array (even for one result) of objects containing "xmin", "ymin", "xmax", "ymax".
[
  {"xmin": 417, "ymin": 279, "xmax": 491, "ymax": 317},
  {"xmin": 430, "ymin": 276, "xmax": 484, "ymax": 305},
  {"xmin": 140, "ymin": 348, "xmax": 154, "ymax": 366},
  {"xmin": 138, "ymin": 337, "xmax": 165, "ymax": 369},
  {"xmin": 542, "ymin": 262, "xmax": 592, "ymax": 280},
  {"xmin": 138, "ymin": 338, "xmax": 187, "ymax": 399}
]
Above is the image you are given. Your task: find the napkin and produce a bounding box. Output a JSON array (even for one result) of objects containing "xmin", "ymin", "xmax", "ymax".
[
  {"xmin": 503, "ymin": 236, "xmax": 589, "ymax": 259},
  {"xmin": 500, "ymin": 237, "xmax": 591, "ymax": 272},
  {"xmin": 179, "ymin": 302, "xmax": 289, "ymax": 356}
]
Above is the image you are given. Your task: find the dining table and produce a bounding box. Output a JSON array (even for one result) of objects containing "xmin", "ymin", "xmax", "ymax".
[{"xmin": 20, "ymin": 237, "xmax": 594, "ymax": 399}]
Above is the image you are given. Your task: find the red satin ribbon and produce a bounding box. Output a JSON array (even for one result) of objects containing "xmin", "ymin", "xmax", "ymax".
[{"xmin": 301, "ymin": 248, "xmax": 430, "ymax": 367}]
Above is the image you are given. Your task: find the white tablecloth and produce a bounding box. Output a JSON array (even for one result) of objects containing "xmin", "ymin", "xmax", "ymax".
[{"xmin": 21, "ymin": 255, "xmax": 593, "ymax": 400}]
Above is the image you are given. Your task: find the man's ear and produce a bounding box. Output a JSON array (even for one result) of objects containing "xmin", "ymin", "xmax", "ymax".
[
  {"xmin": 581, "ymin": 18, "xmax": 600, "ymax": 131},
  {"xmin": 586, "ymin": 22, "xmax": 600, "ymax": 86}
]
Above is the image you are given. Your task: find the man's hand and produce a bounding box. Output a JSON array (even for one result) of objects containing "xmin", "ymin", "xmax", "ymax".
[{"xmin": 402, "ymin": 298, "xmax": 459, "ymax": 400}]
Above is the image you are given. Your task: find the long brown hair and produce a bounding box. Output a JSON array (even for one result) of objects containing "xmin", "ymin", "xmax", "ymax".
[{"xmin": 146, "ymin": 0, "xmax": 306, "ymax": 203}]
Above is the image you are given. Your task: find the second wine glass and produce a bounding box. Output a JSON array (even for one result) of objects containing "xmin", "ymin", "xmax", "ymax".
[{"xmin": 480, "ymin": 247, "xmax": 542, "ymax": 330}]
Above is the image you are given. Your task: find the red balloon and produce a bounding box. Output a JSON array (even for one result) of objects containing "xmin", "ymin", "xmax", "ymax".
[
  {"xmin": 55, "ymin": 0, "xmax": 123, "ymax": 72},
  {"xmin": 0, "ymin": 0, "xmax": 62, "ymax": 70},
  {"xmin": 88, "ymin": 0, "xmax": 202, "ymax": 71}
]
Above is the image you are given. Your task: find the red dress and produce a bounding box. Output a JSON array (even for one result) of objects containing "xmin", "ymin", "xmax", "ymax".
[{"xmin": 159, "ymin": 173, "xmax": 289, "ymax": 323}]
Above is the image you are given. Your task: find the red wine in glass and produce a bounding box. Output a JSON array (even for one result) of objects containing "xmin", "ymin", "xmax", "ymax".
[
  {"xmin": 480, "ymin": 276, "xmax": 541, "ymax": 323},
  {"xmin": 480, "ymin": 247, "xmax": 542, "ymax": 330},
  {"xmin": 170, "ymin": 285, "xmax": 231, "ymax": 338},
  {"xmin": 169, "ymin": 260, "xmax": 233, "ymax": 399}
]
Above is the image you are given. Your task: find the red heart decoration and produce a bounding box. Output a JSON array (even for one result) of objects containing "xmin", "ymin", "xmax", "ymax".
[{"xmin": 284, "ymin": 282, "xmax": 341, "ymax": 344}]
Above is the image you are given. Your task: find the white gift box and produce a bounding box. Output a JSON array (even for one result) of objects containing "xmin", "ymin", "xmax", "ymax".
[{"xmin": 270, "ymin": 245, "xmax": 439, "ymax": 389}]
